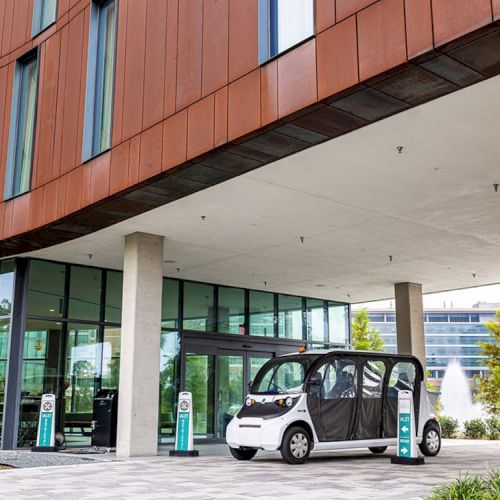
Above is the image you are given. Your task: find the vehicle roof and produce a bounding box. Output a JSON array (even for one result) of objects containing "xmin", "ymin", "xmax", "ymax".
[{"xmin": 281, "ymin": 349, "xmax": 420, "ymax": 361}]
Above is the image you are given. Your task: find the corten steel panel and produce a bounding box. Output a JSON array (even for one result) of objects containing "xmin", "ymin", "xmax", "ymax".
[
  {"xmin": 33, "ymin": 32, "xmax": 61, "ymax": 188},
  {"xmin": 143, "ymin": 0, "xmax": 167, "ymax": 130},
  {"xmin": 110, "ymin": 140, "xmax": 131, "ymax": 195},
  {"xmin": 0, "ymin": 203, "xmax": 4, "ymax": 237},
  {"xmin": 278, "ymin": 40, "xmax": 318, "ymax": 118},
  {"xmin": 431, "ymin": 0, "xmax": 493, "ymax": 46},
  {"xmin": 121, "ymin": 0, "xmax": 147, "ymax": 141},
  {"xmin": 58, "ymin": 0, "xmax": 71, "ymax": 17},
  {"xmin": 202, "ymin": 0, "xmax": 229, "ymax": 97},
  {"xmin": 11, "ymin": 194, "xmax": 30, "ymax": 237},
  {"xmin": 139, "ymin": 122, "xmax": 163, "ymax": 182},
  {"xmin": 162, "ymin": 108, "xmax": 188, "ymax": 171},
  {"xmin": 228, "ymin": 0, "xmax": 258, "ymax": 82},
  {"xmin": 1, "ymin": 0, "xmax": 14, "ymax": 57},
  {"xmin": 0, "ymin": 64, "xmax": 14, "ymax": 197},
  {"xmin": 0, "ymin": 1, "xmax": 6, "ymax": 56},
  {"xmin": 214, "ymin": 86, "xmax": 228, "ymax": 147},
  {"xmin": 357, "ymin": 0, "xmax": 408, "ymax": 81},
  {"xmin": 1, "ymin": 0, "xmax": 500, "ymax": 249},
  {"xmin": 164, "ymin": 0, "xmax": 179, "ymax": 118},
  {"xmin": 60, "ymin": 12, "xmax": 85, "ymax": 175},
  {"xmin": 260, "ymin": 60, "xmax": 278, "ymax": 126},
  {"xmin": 316, "ymin": 0, "xmax": 336, "ymax": 33},
  {"xmin": 187, "ymin": 94, "xmax": 215, "ymax": 159},
  {"xmin": 10, "ymin": 0, "xmax": 30, "ymax": 52},
  {"xmin": 2, "ymin": 199, "xmax": 13, "ymax": 239},
  {"xmin": 111, "ymin": 0, "xmax": 128, "ymax": 146},
  {"xmin": 228, "ymin": 69, "xmax": 261, "ymax": 141},
  {"xmin": 176, "ymin": 0, "xmax": 203, "ymax": 111},
  {"xmin": 317, "ymin": 17, "xmax": 359, "ymax": 100},
  {"xmin": 405, "ymin": 0, "xmax": 434, "ymax": 59},
  {"xmin": 336, "ymin": 0, "xmax": 377, "ymax": 21},
  {"xmin": 494, "ymin": 0, "xmax": 500, "ymax": 21}
]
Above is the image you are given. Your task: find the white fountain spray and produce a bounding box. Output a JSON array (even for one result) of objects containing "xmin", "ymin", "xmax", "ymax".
[{"xmin": 440, "ymin": 361, "xmax": 484, "ymax": 428}]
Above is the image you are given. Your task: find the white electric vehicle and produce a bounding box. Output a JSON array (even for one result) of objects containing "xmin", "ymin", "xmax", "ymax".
[{"xmin": 226, "ymin": 350, "xmax": 440, "ymax": 464}]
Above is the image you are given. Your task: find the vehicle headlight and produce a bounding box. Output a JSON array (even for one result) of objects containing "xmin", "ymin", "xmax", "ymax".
[
  {"xmin": 245, "ymin": 397, "xmax": 255, "ymax": 406},
  {"xmin": 285, "ymin": 397, "xmax": 293, "ymax": 407}
]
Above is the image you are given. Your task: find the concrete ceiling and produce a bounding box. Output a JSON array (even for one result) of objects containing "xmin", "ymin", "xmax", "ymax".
[{"xmin": 24, "ymin": 75, "xmax": 500, "ymax": 303}]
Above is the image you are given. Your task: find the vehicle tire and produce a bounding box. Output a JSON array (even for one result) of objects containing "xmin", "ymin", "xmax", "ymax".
[
  {"xmin": 280, "ymin": 426, "xmax": 312, "ymax": 465},
  {"xmin": 419, "ymin": 422, "xmax": 441, "ymax": 457},
  {"xmin": 368, "ymin": 446, "xmax": 387, "ymax": 454},
  {"xmin": 229, "ymin": 447, "xmax": 257, "ymax": 461}
]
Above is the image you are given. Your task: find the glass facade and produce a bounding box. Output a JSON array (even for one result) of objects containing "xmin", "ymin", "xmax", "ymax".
[
  {"xmin": 32, "ymin": 0, "xmax": 57, "ymax": 37},
  {"xmin": 2, "ymin": 258, "xmax": 349, "ymax": 447},
  {"xmin": 83, "ymin": 0, "xmax": 117, "ymax": 160},
  {"xmin": 4, "ymin": 54, "xmax": 39, "ymax": 199},
  {"xmin": 258, "ymin": 0, "xmax": 314, "ymax": 63},
  {"xmin": 366, "ymin": 309, "xmax": 494, "ymax": 385},
  {"xmin": 0, "ymin": 261, "xmax": 15, "ymax": 446}
]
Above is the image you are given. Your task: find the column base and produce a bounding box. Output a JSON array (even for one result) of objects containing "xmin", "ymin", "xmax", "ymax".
[
  {"xmin": 391, "ymin": 456, "xmax": 425, "ymax": 465},
  {"xmin": 169, "ymin": 450, "xmax": 199, "ymax": 457}
]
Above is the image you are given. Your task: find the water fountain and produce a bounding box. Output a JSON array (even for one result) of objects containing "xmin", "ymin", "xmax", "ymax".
[{"xmin": 439, "ymin": 361, "xmax": 484, "ymax": 428}]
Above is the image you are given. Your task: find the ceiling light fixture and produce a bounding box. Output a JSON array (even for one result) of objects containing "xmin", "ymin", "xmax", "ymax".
[{"xmin": 494, "ymin": 183, "xmax": 498, "ymax": 193}]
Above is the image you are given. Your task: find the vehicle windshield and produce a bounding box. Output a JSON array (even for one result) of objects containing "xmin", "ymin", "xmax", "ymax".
[{"xmin": 252, "ymin": 355, "xmax": 320, "ymax": 394}]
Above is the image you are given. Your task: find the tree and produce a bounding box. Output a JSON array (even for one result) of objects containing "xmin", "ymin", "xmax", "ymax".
[
  {"xmin": 475, "ymin": 310, "xmax": 500, "ymax": 416},
  {"xmin": 351, "ymin": 309, "xmax": 385, "ymax": 352}
]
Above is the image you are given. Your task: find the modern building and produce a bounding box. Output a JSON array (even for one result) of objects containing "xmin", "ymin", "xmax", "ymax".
[
  {"xmin": 0, "ymin": 0, "xmax": 499, "ymax": 456},
  {"xmin": 362, "ymin": 304, "xmax": 498, "ymax": 385}
]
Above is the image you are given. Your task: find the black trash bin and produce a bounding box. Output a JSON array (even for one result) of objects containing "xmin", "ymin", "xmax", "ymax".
[{"xmin": 91, "ymin": 389, "xmax": 118, "ymax": 449}]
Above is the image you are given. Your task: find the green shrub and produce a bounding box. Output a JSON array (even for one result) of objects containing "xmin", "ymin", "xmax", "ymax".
[
  {"xmin": 429, "ymin": 474, "xmax": 488, "ymax": 499},
  {"xmin": 485, "ymin": 416, "xmax": 500, "ymax": 440},
  {"xmin": 485, "ymin": 468, "xmax": 500, "ymax": 498},
  {"xmin": 439, "ymin": 415, "xmax": 459, "ymax": 438},
  {"xmin": 464, "ymin": 419, "xmax": 488, "ymax": 439}
]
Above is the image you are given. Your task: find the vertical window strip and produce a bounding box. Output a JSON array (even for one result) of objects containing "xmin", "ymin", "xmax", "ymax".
[{"xmin": 32, "ymin": 0, "xmax": 57, "ymax": 37}]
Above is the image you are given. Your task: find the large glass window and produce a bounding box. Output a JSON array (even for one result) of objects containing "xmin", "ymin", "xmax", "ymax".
[
  {"xmin": 218, "ymin": 287, "xmax": 245, "ymax": 335},
  {"xmin": 183, "ymin": 282, "xmax": 215, "ymax": 332},
  {"xmin": 102, "ymin": 326, "xmax": 120, "ymax": 389},
  {"xmin": 162, "ymin": 279, "xmax": 179, "ymax": 329},
  {"xmin": 27, "ymin": 260, "xmax": 65, "ymax": 318},
  {"xmin": 258, "ymin": 0, "xmax": 314, "ymax": 63},
  {"xmin": 306, "ymin": 299, "xmax": 325, "ymax": 342},
  {"xmin": 278, "ymin": 294, "xmax": 303, "ymax": 340},
  {"xmin": 83, "ymin": 0, "xmax": 117, "ymax": 160},
  {"xmin": 249, "ymin": 291, "xmax": 275, "ymax": 337},
  {"xmin": 328, "ymin": 302, "xmax": 349, "ymax": 345},
  {"xmin": 68, "ymin": 266, "xmax": 102, "ymax": 321},
  {"xmin": 104, "ymin": 271, "xmax": 122, "ymax": 324},
  {"xmin": 4, "ymin": 54, "xmax": 38, "ymax": 199},
  {"xmin": 32, "ymin": 0, "xmax": 57, "ymax": 37}
]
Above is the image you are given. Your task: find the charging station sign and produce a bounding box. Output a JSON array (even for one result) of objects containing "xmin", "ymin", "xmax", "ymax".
[
  {"xmin": 174, "ymin": 392, "xmax": 195, "ymax": 453},
  {"xmin": 36, "ymin": 394, "xmax": 56, "ymax": 448},
  {"xmin": 397, "ymin": 390, "xmax": 417, "ymax": 458}
]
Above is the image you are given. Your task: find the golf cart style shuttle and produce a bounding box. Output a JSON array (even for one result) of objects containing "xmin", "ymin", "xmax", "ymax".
[{"xmin": 226, "ymin": 350, "xmax": 440, "ymax": 464}]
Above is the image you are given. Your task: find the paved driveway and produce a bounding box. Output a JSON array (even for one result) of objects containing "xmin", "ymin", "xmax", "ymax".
[{"xmin": 0, "ymin": 440, "xmax": 498, "ymax": 499}]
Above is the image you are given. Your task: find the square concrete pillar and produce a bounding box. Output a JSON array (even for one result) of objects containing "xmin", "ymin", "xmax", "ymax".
[
  {"xmin": 394, "ymin": 282, "xmax": 426, "ymax": 371},
  {"xmin": 116, "ymin": 232, "xmax": 164, "ymax": 457}
]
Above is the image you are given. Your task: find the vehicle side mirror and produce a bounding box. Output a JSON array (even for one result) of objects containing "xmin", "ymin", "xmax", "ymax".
[{"xmin": 309, "ymin": 373, "xmax": 322, "ymax": 386}]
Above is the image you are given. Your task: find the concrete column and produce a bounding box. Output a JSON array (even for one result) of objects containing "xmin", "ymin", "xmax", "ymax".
[
  {"xmin": 394, "ymin": 282, "xmax": 426, "ymax": 371},
  {"xmin": 116, "ymin": 232, "xmax": 164, "ymax": 457}
]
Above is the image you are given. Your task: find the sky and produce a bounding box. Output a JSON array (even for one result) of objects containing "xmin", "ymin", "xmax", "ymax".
[{"xmin": 354, "ymin": 283, "xmax": 500, "ymax": 310}]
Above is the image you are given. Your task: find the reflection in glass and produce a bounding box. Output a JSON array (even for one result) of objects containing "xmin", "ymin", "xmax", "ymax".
[
  {"xmin": 105, "ymin": 271, "xmax": 122, "ymax": 324},
  {"xmin": 162, "ymin": 279, "xmax": 179, "ymax": 329},
  {"xmin": 102, "ymin": 326, "xmax": 120, "ymax": 389},
  {"xmin": 218, "ymin": 287, "xmax": 245, "ymax": 335},
  {"xmin": 306, "ymin": 299, "xmax": 325, "ymax": 342},
  {"xmin": 0, "ymin": 260, "xmax": 14, "ymax": 316},
  {"xmin": 217, "ymin": 356, "xmax": 243, "ymax": 437},
  {"xmin": 185, "ymin": 354, "xmax": 214, "ymax": 438},
  {"xmin": 68, "ymin": 266, "xmax": 102, "ymax": 321},
  {"xmin": 32, "ymin": 0, "xmax": 57, "ymax": 36},
  {"xmin": 249, "ymin": 355, "xmax": 271, "ymax": 384},
  {"xmin": 183, "ymin": 282, "xmax": 215, "ymax": 332},
  {"xmin": 249, "ymin": 291, "xmax": 275, "ymax": 337},
  {"xmin": 278, "ymin": 294, "xmax": 303, "ymax": 339},
  {"xmin": 27, "ymin": 260, "xmax": 65, "ymax": 318},
  {"xmin": 362, "ymin": 361, "xmax": 386, "ymax": 399},
  {"xmin": 18, "ymin": 320, "xmax": 63, "ymax": 447},
  {"xmin": 328, "ymin": 302, "xmax": 349, "ymax": 345},
  {"xmin": 158, "ymin": 330, "xmax": 180, "ymax": 443}
]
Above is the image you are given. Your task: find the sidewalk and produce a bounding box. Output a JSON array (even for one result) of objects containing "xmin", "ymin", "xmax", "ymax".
[{"xmin": 0, "ymin": 440, "xmax": 498, "ymax": 499}]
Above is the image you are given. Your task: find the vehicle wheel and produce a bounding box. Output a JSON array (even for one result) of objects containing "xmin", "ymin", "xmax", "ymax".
[
  {"xmin": 229, "ymin": 447, "xmax": 257, "ymax": 461},
  {"xmin": 419, "ymin": 422, "xmax": 441, "ymax": 457},
  {"xmin": 369, "ymin": 446, "xmax": 387, "ymax": 454},
  {"xmin": 280, "ymin": 426, "xmax": 311, "ymax": 465}
]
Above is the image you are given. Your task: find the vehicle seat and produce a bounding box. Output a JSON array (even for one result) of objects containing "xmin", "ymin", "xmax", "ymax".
[{"xmin": 329, "ymin": 371, "xmax": 355, "ymax": 398}]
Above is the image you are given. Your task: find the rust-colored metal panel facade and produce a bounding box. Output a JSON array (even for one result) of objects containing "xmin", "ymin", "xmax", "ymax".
[{"xmin": 0, "ymin": 0, "xmax": 498, "ymax": 254}]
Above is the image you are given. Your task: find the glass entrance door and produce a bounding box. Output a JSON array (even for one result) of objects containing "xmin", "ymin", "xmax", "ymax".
[{"xmin": 184, "ymin": 347, "xmax": 273, "ymax": 441}]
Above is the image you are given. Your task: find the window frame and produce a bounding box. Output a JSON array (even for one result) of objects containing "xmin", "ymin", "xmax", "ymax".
[
  {"xmin": 4, "ymin": 49, "xmax": 40, "ymax": 201},
  {"xmin": 32, "ymin": 0, "xmax": 58, "ymax": 38},
  {"xmin": 82, "ymin": 0, "xmax": 118, "ymax": 162}
]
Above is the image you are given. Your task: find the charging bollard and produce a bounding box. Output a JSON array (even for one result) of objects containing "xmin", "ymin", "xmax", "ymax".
[
  {"xmin": 169, "ymin": 392, "xmax": 199, "ymax": 457},
  {"xmin": 391, "ymin": 390, "xmax": 424, "ymax": 465},
  {"xmin": 32, "ymin": 394, "xmax": 59, "ymax": 452}
]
